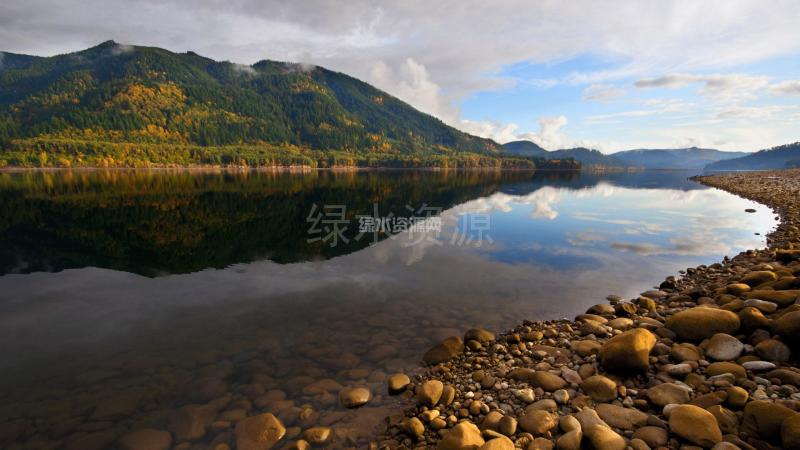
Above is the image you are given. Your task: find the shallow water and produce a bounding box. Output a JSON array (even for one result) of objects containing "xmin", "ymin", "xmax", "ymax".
[{"xmin": 0, "ymin": 169, "xmax": 775, "ymax": 448}]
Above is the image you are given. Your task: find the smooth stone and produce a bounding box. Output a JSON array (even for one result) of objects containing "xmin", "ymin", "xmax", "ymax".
[
  {"xmin": 595, "ymin": 403, "xmax": 647, "ymax": 430},
  {"xmin": 726, "ymin": 283, "xmax": 751, "ymax": 295},
  {"xmin": 555, "ymin": 430, "xmax": 582, "ymax": 450},
  {"xmin": 667, "ymin": 308, "xmax": 740, "ymax": 340},
  {"xmin": 741, "ymin": 361, "xmax": 775, "ymax": 371},
  {"xmin": 528, "ymin": 437, "xmax": 555, "ymax": 450},
  {"xmin": 773, "ymin": 311, "xmax": 800, "ymax": 339},
  {"xmin": 465, "ymin": 328, "xmax": 495, "ymax": 343},
  {"xmin": 168, "ymin": 404, "xmax": 217, "ymax": 442},
  {"xmin": 743, "ymin": 299, "xmax": 778, "ymax": 313},
  {"xmin": 668, "ymin": 404, "xmax": 722, "ymax": 447},
  {"xmin": 706, "ymin": 362, "xmax": 746, "ymax": 379},
  {"xmin": 119, "ymin": 429, "xmax": 172, "ymax": 450},
  {"xmin": 581, "ymin": 375, "xmax": 617, "ymax": 402},
  {"xmin": 235, "ymin": 413, "xmax": 286, "ymax": 450},
  {"xmin": 584, "ymin": 424, "xmax": 626, "ymax": 450},
  {"xmin": 742, "ymin": 400, "xmax": 795, "ymax": 438},
  {"xmin": 671, "ymin": 342, "xmax": 702, "ymax": 362},
  {"xmin": 704, "ymin": 334, "xmax": 744, "ymax": 361},
  {"xmin": 782, "ymin": 413, "xmax": 800, "ymax": 450},
  {"xmin": 437, "ymin": 421, "xmax": 484, "ymax": 450},
  {"xmin": 508, "ymin": 369, "xmax": 566, "ymax": 392},
  {"xmin": 338, "ymin": 387, "xmax": 370, "ymax": 408},
  {"xmin": 424, "ymin": 337, "xmax": 463, "ymax": 365},
  {"xmin": 665, "ymin": 363, "xmax": 693, "ymax": 377},
  {"xmin": 302, "ymin": 427, "xmax": 332, "ymax": 446},
  {"xmin": 405, "ymin": 417, "xmax": 424, "ymax": 437},
  {"xmin": 707, "ymin": 405, "xmax": 738, "ymax": 435},
  {"xmin": 632, "ymin": 426, "xmax": 668, "ymax": 448},
  {"xmin": 755, "ymin": 339, "xmax": 791, "ymax": 362},
  {"xmin": 388, "ymin": 373, "xmax": 411, "ymax": 394},
  {"xmin": 740, "ymin": 271, "xmax": 778, "ymax": 286},
  {"xmin": 726, "ymin": 386, "xmax": 749, "ymax": 408},
  {"xmin": 519, "ymin": 410, "xmax": 558, "ymax": 435},
  {"xmin": 418, "ymin": 380, "xmax": 444, "ymax": 407},
  {"xmin": 478, "ymin": 436, "xmax": 514, "ymax": 450},
  {"xmin": 744, "ymin": 290, "xmax": 800, "ymax": 307},
  {"xmin": 646, "ymin": 383, "xmax": 691, "ymax": 407},
  {"xmin": 599, "ymin": 328, "xmax": 657, "ymax": 372}
]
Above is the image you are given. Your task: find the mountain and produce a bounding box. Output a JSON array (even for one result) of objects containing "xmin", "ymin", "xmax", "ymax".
[
  {"xmin": 0, "ymin": 41, "xmax": 575, "ymax": 169},
  {"xmin": 705, "ymin": 142, "xmax": 800, "ymax": 171},
  {"xmin": 501, "ymin": 142, "xmax": 627, "ymax": 170},
  {"xmin": 502, "ymin": 140, "xmax": 549, "ymax": 158},
  {"xmin": 614, "ymin": 147, "xmax": 749, "ymax": 170}
]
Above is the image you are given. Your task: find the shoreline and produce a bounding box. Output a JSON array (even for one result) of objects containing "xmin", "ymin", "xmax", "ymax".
[
  {"xmin": 0, "ymin": 166, "xmax": 583, "ymax": 174},
  {"xmin": 374, "ymin": 169, "xmax": 800, "ymax": 450}
]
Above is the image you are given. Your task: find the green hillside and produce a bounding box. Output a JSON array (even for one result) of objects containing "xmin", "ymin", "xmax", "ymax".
[
  {"xmin": 704, "ymin": 142, "xmax": 800, "ymax": 171},
  {"xmin": 0, "ymin": 41, "xmax": 576, "ymax": 169}
]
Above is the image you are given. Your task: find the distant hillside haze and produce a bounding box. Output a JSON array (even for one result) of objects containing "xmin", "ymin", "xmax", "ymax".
[
  {"xmin": 614, "ymin": 147, "xmax": 749, "ymax": 170},
  {"xmin": 501, "ymin": 140, "xmax": 767, "ymax": 171},
  {"xmin": 0, "ymin": 41, "xmax": 581, "ymax": 169},
  {"xmin": 704, "ymin": 142, "xmax": 800, "ymax": 171}
]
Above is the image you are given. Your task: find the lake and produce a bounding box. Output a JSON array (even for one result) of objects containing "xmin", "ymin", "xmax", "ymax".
[{"xmin": 0, "ymin": 169, "xmax": 774, "ymax": 448}]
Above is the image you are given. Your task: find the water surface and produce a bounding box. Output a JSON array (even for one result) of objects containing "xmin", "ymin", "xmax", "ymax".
[{"xmin": 0, "ymin": 169, "xmax": 774, "ymax": 448}]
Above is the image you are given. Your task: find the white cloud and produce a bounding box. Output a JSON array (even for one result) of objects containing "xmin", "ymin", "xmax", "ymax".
[
  {"xmin": 517, "ymin": 116, "xmax": 571, "ymax": 150},
  {"xmin": 634, "ymin": 73, "xmax": 770, "ymax": 102},
  {"xmin": 582, "ymin": 83, "xmax": 624, "ymax": 101},
  {"xmin": 770, "ymin": 80, "xmax": 800, "ymax": 95},
  {"xmin": 715, "ymin": 105, "xmax": 796, "ymax": 119},
  {"xmin": 368, "ymin": 58, "xmax": 459, "ymax": 123}
]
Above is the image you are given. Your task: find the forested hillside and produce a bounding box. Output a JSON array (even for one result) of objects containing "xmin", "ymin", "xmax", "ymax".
[{"xmin": 0, "ymin": 41, "xmax": 577, "ymax": 169}]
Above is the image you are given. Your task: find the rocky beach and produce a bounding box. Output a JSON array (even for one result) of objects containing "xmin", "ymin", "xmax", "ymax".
[{"xmin": 377, "ymin": 170, "xmax": 800, "ymax": 450}]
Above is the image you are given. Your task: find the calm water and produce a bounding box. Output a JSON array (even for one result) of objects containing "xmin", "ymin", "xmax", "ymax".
[{"xmin": 0, "ymin": 169, "xmax": 774, "ymax": 448}]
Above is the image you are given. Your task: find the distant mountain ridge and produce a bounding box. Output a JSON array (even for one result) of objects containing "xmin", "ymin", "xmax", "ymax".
[
  {"xmin": 705, "ymin": 142, "xmax": 800, "ymax": 171},
  {"xmin": 613, "ymin": 147, "xmax": 749, "ymax": 170}
]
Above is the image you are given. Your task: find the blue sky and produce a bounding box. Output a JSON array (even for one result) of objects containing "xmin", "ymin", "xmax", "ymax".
[{"xmin": 2, "ymin": 0, "xmax": 799, "ymax": 152}]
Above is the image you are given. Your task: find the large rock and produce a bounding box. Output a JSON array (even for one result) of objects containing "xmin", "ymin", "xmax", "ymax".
[
  {"xmin": 508, "ymin": 369, "xmax": 566, "ymax": 392},
  {"xmin": 519, "ymin": 410, "xmax": 558, "ymax": 435},
  {"xmin": 742, "ymin": 400, "xmax": 796, "ymax": 439},
  {"xmin": 666, "ymin": 307, "xmax": 740, "ymax": 340},
  {"xmin": 387, "ymin": 373, "xmax": 411, "ymax": 394},
  {"xmin": 418, "ymin": 380, "xmax": 444, "ymax": 407},
  {"xmin": 168, "ymin": 404, "xmax": 217, "ymax": 442},
  {"xmin": 704, "ymin": 333, "xmax": 744, "ymax": 361},
  {"xmin": 595, "ymin": 403, "xmax": 647, "ymax": 430},
  {"xmin": 744, "ymin": 290, "xmax": 799, "ymax": 307},
  {"xmin": 465, "ymin": 328, "xmax": 495, "ymax": 343},
  {"xmin": 782, "ymin": 413, "xmax": 800, "ymax": 450},
  {"xmin": 632, "ymin": 426, "xmax": 668, "ymax": 448},
  {"xmin": 599, "ymin": 328, "xmax": 656, "ymax": 372},
  {"xmin": 339, "ymin": 387, "xmax": 370, "ymax": 408},
  {"xmin": 773, "ymin": 311, "xmax": 800, "ymax": 341},
  {"xmin": 706, "ymin": 362, "xmax": 746, "ymax": 379},
  {"xmin": 234, "ymin": 413, "xmax": 286, "ymax": 450},
  {"xmin": 584, "ymin": 424, "xmax": 626, "ymax": 450},
  {"xmin": 119, "ymin": 429, "xmax": 172, "ymax": 450},
  {"xmin": 424, "ymin": 337, "xmax": 463, "ymax": 365},
  {"xmin": 740, "ymin": 271, "xmax": 778, "ymax": 286},
  {"xmin": 581, "ymin": 375, "xmax": 617, "ymax": 402},
  {"xmin": 755, "ymin": 339, "xmax": 791, "ymax": 362},
  {"xmin": 670, "ymin": 343, "xmax": 702, "ymax": 362},
  {"xmin": 478, "ymin": 436, "xmax": 514, "ymax": 450},
  {"xmin": 668, "ymin": 404, "xmax": 722, "ymax": 447},
  {"xmin": 437, "ymin": 421, "xmax": 484, "ymax": 450},
  {"xmin": 646, "ymin": 383, "xmax": 691, "ymax": 407}
]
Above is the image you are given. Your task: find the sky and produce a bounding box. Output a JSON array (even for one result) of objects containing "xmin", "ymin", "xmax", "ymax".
[{"xmin": 1, "ymin": 0, "xmax": 799, "ymax": 152}]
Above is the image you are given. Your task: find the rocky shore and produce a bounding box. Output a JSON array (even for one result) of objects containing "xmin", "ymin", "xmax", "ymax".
[{"xmin": 376, "ymin": 169, "xmax": 800, "ymax": 450}]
